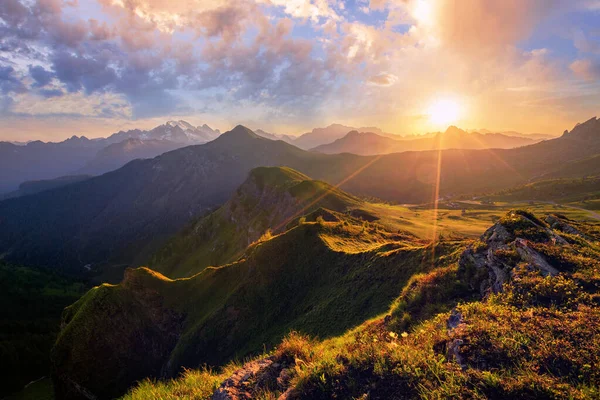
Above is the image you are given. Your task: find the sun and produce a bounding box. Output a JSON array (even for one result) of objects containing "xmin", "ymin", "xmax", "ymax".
[{"xmin": 427, "ymin": 98, "xmax": 462, "ymax": 126}]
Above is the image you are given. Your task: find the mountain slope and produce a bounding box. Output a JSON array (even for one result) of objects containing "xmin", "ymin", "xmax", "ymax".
[
  {"xmin": 254, "ymin": 129, "xmax": 296, "ymax": 143},
  {"xmin": 152, "ymin": 166, "xmax": 360, "ymax": 278},
  {"xmin": 0, "ymin": 121, "xmax": 220, "ymax": 194},
  {"xmin": 0, "ymin": 175, "xmax": 92, "ymax": 200},
  {"xmin": 483, "ymin": 176, "xmax": 600, "ymax": 203},
  {"xmin": 1, "ymin": 120, "xmax": 599, "ymax": 274},
  {"xmin": 312, "ymin": 126, "xmax": 539, "ymax": 155},
  {"xmin": 51, "ymin": 212, "xmax": 445, "ymax": 399},
  {"xmin": 77, "ymin": 138, "xmax": 182, "ymax": 176},
  {"xmin": 0, "ymin": 126, "xmax": 315, "ymax": 273},
  {"xmin": 0, "ymin": 138, "xmax": 103, "ymax": 194},
  {"xmin": 124, "ymin": 210, "xmax": 600, "ymax": 399}
]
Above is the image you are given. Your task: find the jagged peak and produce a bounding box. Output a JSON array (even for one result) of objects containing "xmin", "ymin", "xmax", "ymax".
[
  {"xmin": 166, "ymin": 120, "xmax": 195, "ymax": 130},
  {"xmin": 563, "ymin": 116, "xmax": 599, "ymax": 139}
]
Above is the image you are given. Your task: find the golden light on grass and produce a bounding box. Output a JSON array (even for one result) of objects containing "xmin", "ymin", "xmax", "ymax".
[{"xmin": 427, "ymin": 97, "xmax": 462, "ymax": 126}]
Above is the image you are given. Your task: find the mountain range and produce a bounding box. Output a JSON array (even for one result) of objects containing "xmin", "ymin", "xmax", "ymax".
[
  {"xmin": 0, "ymin": 118, "xmax": 598, "ymax": 276},
  {"xmin": 312, "ymin": 126, "xmax": 543, "ymax": 155},
  {"xmin": 0, "ymin": 121, "xmax": 220, "ymax": 194},
  {"xmin": 292, "ymin": 123, "xmax": 404, "ymax": 149}
]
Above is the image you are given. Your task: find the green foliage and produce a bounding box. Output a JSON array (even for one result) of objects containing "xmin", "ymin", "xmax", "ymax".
[
  {"xmin": 499, "ymin": 210, "xmax": 550, "ymax": 241},
  {"xmin": 484, "ymin": 176, "xmax": 600, "ymax": 203},
  {"xmin": 389, "ymin": 265, "xmax": 472, "ymax": 332},
  {"xmin": 56, "ymin": 216, "xmax": 464, "ymax": 398},
  {"xmin": 0, "ymin": 264, "xmax": 84, "ymax": 397}
]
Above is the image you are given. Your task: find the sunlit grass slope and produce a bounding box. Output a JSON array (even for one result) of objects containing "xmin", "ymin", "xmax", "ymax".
[
  {"xmin": 151, "ymin": 166, "xmax": 360, "ymax": 278},
  {"xmin": 53, "ymin": 214, "xmax": 463, "ymax": 399},
  {"xmin": 125, "ymin": 210, "xmax": 600, "ymax": 399}
]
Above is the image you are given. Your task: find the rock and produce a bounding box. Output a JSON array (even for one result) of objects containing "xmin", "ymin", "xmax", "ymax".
[
  {"xmin": 458, "ymin": 211, "xmax": 563, "ymax": 296},
  {"xmin": 545, "ymin": 215, "xmax": 590, "ymax": 240},
  {"xmin": 446, "ymin": 309, "xmax": 463, "ymax": 330},
  {"xmin": 447, "ymin": 339, "xmax": 467, "ymax": 370},
  {"xmin": 212, "ymin": 357, "xmax": 278, "ymax": 400},
  {"xmin": 515, "ymin": 239, "xmax": 559, "ymax": 276}
]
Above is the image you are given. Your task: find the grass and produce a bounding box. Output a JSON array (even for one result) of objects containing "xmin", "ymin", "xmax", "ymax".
[
  {"xmin": 54, "ymin": 215, "xmax": 465, "ymax": 398},
  {"xmin": 151, "ymin": 167, "xmax": 600, "ymax": 280},
  {"xmin": 482, "ymin": 176, "xmax": 600, "ymax": 203},
  {"xmin": 122, "ymin": 366, "xmax": 239, "ymax": 400},
  {"xmin": 151, "ymin": 167, "xmax": 360, "ymax": 278},
  {"xmin": 122, "ymin": 210, "xmax": 600, "ymax": 399}
]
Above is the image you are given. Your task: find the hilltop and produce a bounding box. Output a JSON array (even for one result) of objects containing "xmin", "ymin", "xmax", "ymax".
[
  {"xmin": 152, "ymin": 166, "xmax": 360, "ymax": 278},
  {"xmin": 52, "ymin": 210, "xmax": 440, "ymax": 399}
]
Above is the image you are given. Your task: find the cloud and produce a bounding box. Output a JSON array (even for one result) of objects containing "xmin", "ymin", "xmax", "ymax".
[
  {"xmin": 28, "ymin": 65, "xmax": 54, "ymax": 87},
  {"xmin": 367, "ymin": 73, "xmax": 398, "ymax": 86},
  {"xmin": 0, "ymin": 65, "xmax": 26, "ymax": 94},
  {"xmin": 570, "ymin": 59, "xmax": 600, "ymax": 80},
  {"xmin": 0, "ymin": 0, "xmax": 599, "ymax": 139},
  {"xmin": 266, "ymin": 0, "xmax": 340, "ymax": 23}
]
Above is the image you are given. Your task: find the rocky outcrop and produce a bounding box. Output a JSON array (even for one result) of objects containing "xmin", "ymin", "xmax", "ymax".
[
  {"xmin": 459, "ymin": 211, "xmax": 568, "ymax": 297},
  {"xmin": 211, "ymin": 356, "xmax": 297, "ymax": 400},
  {"xmin": 545, "ymin": 214, "xmax": 590, "ymax": 240}
]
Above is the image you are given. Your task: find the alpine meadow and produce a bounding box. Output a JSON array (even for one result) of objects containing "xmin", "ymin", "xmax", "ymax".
[{"xmin": 2, "ymin": 1, "xmax": 600, "ymax": 400}]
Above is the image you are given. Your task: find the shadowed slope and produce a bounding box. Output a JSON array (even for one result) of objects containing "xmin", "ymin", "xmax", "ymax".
[{"xmin": 152, "ymin": 166, "xmax": 360, "ymax": 278}]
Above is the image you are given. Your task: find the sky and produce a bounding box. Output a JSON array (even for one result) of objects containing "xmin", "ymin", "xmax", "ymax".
[{"xmin": 1, "ymin": 0, "xmax": 600, "ymax": 141}]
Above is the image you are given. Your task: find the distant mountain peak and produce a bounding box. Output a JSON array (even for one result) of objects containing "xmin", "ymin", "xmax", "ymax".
[
  {"xmin": 443, "ymin": 126, "xmax": 466, "ymax": 135},
  {"xmin": 565, "ymin": 116, "xmax": 599, "ymax": 140},
  {"xmin": 166, "ymin": 120, "xmax": 195, "ymax": 130},
  {"xmin": 211, "ymin": 125, "xmax": 262, "ymax": 145},
  {"xmin": 231, "ymin": 125, "xmax": 260, "ymax": 137}
]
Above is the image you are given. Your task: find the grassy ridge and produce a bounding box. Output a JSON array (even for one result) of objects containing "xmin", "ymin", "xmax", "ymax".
[
  {"xmin": 151, "ymin": 167, "xmax": 360, "ymax": 278},
  {"xmin": 124, "ymin": 210, "xmax": 600, "ymax": 399},
  {"xmin": 52, "ymin": 216, "xmax": 463, "ymax": 399}
]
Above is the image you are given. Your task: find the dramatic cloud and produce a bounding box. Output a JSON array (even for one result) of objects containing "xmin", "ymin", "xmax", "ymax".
[{"xmin": 0, "ymin": 0, "xmax": 599, "ymax": 141}]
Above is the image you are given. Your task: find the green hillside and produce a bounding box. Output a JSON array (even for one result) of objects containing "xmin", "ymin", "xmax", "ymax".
[
  {"xmin": 152, "ymin": 166, "xmax": 360, "ymax": 278},
  {"xmin": 0, "ymin": 264, "xmax": 84, "ymax": 397},
  {"xmin": 52, "ymin": 212, "xmax": 463, "ymax": 399},
  {"xmin": 483, "ymin": 176, "xmax": 600, "ymax": 203},
  {"xmin": 124, "ymin": 210, "xmax": 600, "ymax": 399}
]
